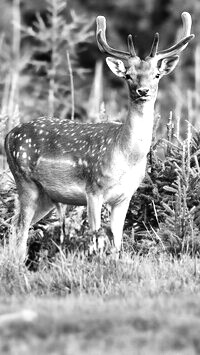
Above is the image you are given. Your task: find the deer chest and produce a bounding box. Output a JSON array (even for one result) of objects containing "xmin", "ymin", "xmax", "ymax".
[{"xmin": 102, "ymin": 154, "xmax": 147, "ymax": 205}]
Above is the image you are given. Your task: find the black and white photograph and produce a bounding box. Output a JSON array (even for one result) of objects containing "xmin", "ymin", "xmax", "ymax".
[{"xmin": 0, "ymin": 0, "xmax": 199, "ymax": 354}]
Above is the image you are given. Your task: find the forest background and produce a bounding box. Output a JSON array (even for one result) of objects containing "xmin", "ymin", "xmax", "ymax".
[{"xmin": 0, "ymin": 0, "xmax": 199, "ymax": 140}]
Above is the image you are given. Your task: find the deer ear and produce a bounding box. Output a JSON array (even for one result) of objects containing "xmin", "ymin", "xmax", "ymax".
[
  {"xmin": 158, "ymin": 55, "xmax": 179, "ymax": 75},
  {"xmin": 106, "ymin": 57, "xmax": 126, "ymax": 77}
]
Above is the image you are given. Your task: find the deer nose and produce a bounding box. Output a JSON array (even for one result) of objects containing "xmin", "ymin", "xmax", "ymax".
[{"xmin": 136, "ymin": 88, "xmax": 149, "ymax": 97}]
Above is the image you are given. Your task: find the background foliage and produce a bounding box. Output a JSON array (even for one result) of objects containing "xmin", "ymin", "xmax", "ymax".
[{"xmin": 0, "ymin": 0, "xmax": 199, "ymax": 127}]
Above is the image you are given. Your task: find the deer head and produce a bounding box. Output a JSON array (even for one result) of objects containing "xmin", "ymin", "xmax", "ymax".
[{"xmin": 96, "ymin": 12, "xmax": 194, "ymax": 102}]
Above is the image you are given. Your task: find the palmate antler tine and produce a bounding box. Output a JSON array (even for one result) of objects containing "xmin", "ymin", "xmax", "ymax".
[
  {"xmin": 149, "ymin": 33, "xmax": 159, "ymax": 57},
  {"xmin": 156, "ymin": 12, "xmax": 194, "ymax": 59},
  {"xmin": 96, "ymin": 16, "xmax": 131, "ymax": 59}
]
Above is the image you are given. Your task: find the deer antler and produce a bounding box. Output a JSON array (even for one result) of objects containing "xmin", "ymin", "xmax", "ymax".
[
  {"xmin": 149, "ymin": 33, "xmax": 159, "ymax": 57},
  {"xmin": 96, "ymin": 16, "xmax": 136, "ymax": 59},
  {"xmin": 127, "ymin": 34, "xmax": 136, "ymax": 57},
  {"xmin": 149, "ymin": 12, "xmax": 194, "ymax": 59}
]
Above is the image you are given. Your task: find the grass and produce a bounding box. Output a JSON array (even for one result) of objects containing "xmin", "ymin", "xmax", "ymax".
[
  {"xmin": 0, "ymin": 247, "xmax": 199, "ymax": 297},
  {"xmin": 1, "ymin": 294, "xmax": 200, "ymax": 355},
  {"xmin": 1, "ymin": 248, "xmax": 200, "ymax": 354}
]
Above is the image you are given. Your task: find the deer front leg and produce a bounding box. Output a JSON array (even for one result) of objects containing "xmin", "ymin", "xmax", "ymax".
[
  {"xmin": 87, "ymin": 194, "xmax": 103, "ymax": 254},
  {"xmin": 110, "ymin": 199, "xmax": 130, "ymax": 255}
]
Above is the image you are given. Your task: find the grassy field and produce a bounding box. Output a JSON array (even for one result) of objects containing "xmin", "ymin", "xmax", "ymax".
[{"xmin": 0, "ymin": 249, "xmax": 200, "ymax": 355}]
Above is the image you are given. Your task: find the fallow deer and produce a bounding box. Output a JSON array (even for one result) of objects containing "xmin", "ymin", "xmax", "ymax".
[{"xmin": 4, "ymin": 12, "xmax": 194, "ymax": 262}]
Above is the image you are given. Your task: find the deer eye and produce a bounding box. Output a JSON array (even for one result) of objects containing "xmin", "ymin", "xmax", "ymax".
[
  {"xmin": 125, "ymin": 74, "xmax": 132, "ymax": 80},
  {"xmin": 155, "ymin": 73, "xmax": 160, "ymax": 79}
]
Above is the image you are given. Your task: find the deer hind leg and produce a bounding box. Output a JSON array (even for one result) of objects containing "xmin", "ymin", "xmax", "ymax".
[
  {"xmin": 110, "ymin": 199, "xmax": 130, "ymax": 255},
  {"xmin": 87, "ymin": 194, "xmax": 103, "ymax": 254},
  {"xmin": 10, "ymin": 180, "xmax": 54, "ymax": 262}
]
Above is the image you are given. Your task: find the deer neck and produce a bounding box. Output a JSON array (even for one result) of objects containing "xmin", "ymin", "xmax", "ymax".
[{"xmin": 120, "ymin": 95, "xmax": 156, "ymax": 160}]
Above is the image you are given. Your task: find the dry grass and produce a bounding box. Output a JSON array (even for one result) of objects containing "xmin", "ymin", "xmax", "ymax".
[
  {"xmin": 1, "ymin": 295, "xmax": 200, "ymax": 355},
  {"xmin": 0, "ymin": 246, "xmax": 199, "ymax": 297},
  {"xmin": 0, "ymin": 249, "xmax": 200, "ymax": 354}
]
